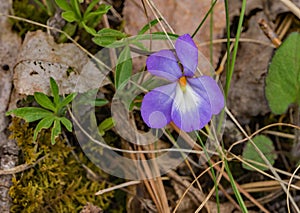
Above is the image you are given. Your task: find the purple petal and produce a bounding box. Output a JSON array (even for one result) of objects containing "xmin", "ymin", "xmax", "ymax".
[
  {"xmin": 141, "ymin": 83, "xmax": 177, "ymax": 128},
  {"xmin": 171, "ymin": 83, "xmax": 212, "ymax": 132},
  {"xmin": 175, "ymin": 34, "xmax": 198, "ymax": 77},
  {"xmin": 188, "ymin": 76, "xmax": 224, "ymax": 114},
  {"xmin": 146, "ymin": 50, "xmax": 182, "ymax": 82}
]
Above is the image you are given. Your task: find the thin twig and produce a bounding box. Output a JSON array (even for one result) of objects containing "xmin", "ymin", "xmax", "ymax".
[
  {"xmin": 95, "ymin": 180, "xmax": 141, "ymax": 195},
  {"xmin": 226, "ymin": 107, "xmax": 300, "ymax": 212},
  {"xmin": 0, "ymin": 13, "xmax": 111, "ymax": 71},
  {"xmin": 287, "ymin": 163, "xmax": 300, "ymax": 213},
  {"xmin": 263, "ymin": 130, "xmax": 295, "ymax": 139},
  {"xmin": 259, "ymin": 19, "xmax": 282, "ymax": 48},
  {"xmin": 279, "ymin": 0, "xmax": 300, "ymax": 19},
  {"xmin": 0, "ymin": 156, "xmax": 46, "ymax": 175}
]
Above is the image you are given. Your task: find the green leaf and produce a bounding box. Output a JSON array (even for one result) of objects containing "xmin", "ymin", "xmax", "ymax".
[
  {"xmin": 70, "ymin": 0, "xmax": 82, "ymax": 20},
  {"xmin": 83, "ymin": 4, "xmax": 111, "ymax": 22},
  {"xmin": 6, "ymin": 107, "xmax": 53, "ymax": 122},
  {"xmin": 94, "ymin": 32, "xmax": 178, "ymax": 49},
  {"xmin": 74, "ymin": 89, "xmax": 108, "ymax": 106},
  {"xmin": 94, "ymin": 98, "xmax": 109, "ymax": 107},
  {"xmin": 84, "ymin": 11, "xmax": 106, "ymax": 22},
  {"xmin": 96, "ymin": 4, "xmax": 111, "ymax": 14},
  {"xmin": 59, "ymin": 93, "xmax": 77, "ymax": 108},
  {"xmin": 51, "ymin": 119, "xmax": 61, "ymax": 145},
  {"xmin": 50, "ymin": 77, "xmax": 60, "ymax": 106},
  {"xmin": 92, "ymin": 28, "xmax": 127, "ymax": 47},
  {"xmin": 265, "ymin": 32, "xmax": 300, "ymax": 114},
  {"xmin": 62, "ymin": 11, "xmax": 78, "ymax": 22},
  {"xmin": 98, "ymin": 117, "xmax": 115, "ymax": 136},
  {"xmin": 82, "ymin": 22, "xmax": 96, "ymax": 35},
  {"xmin": 84, "ymin": 0, "xmax": 100, "ymax": 15},
  {"xmin": 33, "ymin": 116, "xmax": 55, "ymax": 140},
  {"xmin": 59, "ymin": 117, "xmax": 73, "ymax": 132},
  {"xmin": 242, "ymin": 135, "xmax": 277, "ymax": 171},
  {"xmin": 34, "ymin": 92, "xmax": 56, "ymax": 112},
  {"xmin": 138, "ymin": 18, "xmax": 162, "ymax": 35},
  {"xmin": 58, "ymin": 22, "xmax": 77, "ymax": 43},
  {"xmin": 115, "ymin": 45, "xmax": 132, "ymax": 89},
  {"xmin": 55, "ymin": 0, "xmax": 71, "ymax": 11}
]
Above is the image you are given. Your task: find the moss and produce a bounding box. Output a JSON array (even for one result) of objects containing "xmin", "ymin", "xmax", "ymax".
[
  {"xmin": 8, "ymin": 118, "xmax": 113, "ymax": 212},
  {"xmin": 12, "ymin": 0, "xmax": 50, "ymax": 37}
]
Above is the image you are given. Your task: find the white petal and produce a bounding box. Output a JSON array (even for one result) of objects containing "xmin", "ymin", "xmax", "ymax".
[
  {"xmin": 173, "ymin": 83, "xmax": 200, "ymax": 113},
  {"xmin": 171, "ymin": 82, "xmax": 212, "ymax": 132}
]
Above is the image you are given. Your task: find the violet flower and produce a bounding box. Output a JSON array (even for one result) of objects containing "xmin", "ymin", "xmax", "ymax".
[{"xmin": 141, "ymin": 34, "xmax": 224, "ymax": 132}]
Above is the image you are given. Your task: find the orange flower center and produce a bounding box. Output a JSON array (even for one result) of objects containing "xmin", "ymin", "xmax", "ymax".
[
  {"xmin": 179, "ymin": 76, "xmax": 187, "ymax": 86},
  {"xmin": 179, "ymin": 76, "xmax": 187, "ymax": 92}
]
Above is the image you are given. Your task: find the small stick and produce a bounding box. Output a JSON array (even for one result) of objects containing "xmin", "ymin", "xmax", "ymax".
[
  {"xmin": 258, "ymin": 19, "xmax": 282, "ymax": 48},
  {"xmin": 95, "ymin": 180, "xmax": 141, "ymax": 195},
  {"xmin": 279, "ymin": 0, "xmax": 300, "ymax": 19},
  {"xmin": 0, "ymin": 156, "xmax": 46, "ymax": 175},
  {"xmin": 277, "ymin": 14, "xmax": 293, "ymax": 40}
]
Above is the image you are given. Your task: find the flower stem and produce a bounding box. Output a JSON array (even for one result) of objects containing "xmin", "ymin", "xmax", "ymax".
[
  {"xmin": 223, "ymin": 1, "xmax": 248, "ymax": 211},
  {"xmin": 191, "ymin": 0, "xmax": 218, "ymax": 38},
  {"xmin": 224, "ymin": 0, "xmax": 246, "ymax": 98},
  {"xmin": 195, "ymin": 131, "xmax": 220, "ymax": 213},
  {"xmin": 210, "ymin": 0, "xmax": 214, "ymax": 66}
]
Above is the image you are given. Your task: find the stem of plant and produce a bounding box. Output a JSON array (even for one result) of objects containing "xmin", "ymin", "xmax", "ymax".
[
  {"xmin": 191, "ymin": 0, "xmax": 217, "ymax": 38},
  {"xmin": 223, "ymin": 0, "xmax": 249, "ymax": 211},
  {"xmin": 224, "ymin": 0, "xmax": 246, "ymax": 98},
  {"xmin": 196, "ymin": 131, "xmax": 220, "ymax": 213}
]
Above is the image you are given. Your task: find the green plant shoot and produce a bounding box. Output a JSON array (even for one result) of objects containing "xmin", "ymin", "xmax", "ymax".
[
  {"xmin": 55, "ymin": 0, "xmax": 111, "ymax": 35},
  {"xmin": 6, "ymin": 77, "xmax": 77, "ymax": 145}
]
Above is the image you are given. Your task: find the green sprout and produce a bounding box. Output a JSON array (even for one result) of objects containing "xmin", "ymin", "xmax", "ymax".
[
  {"xmin": 55, "ymin": 0, "xmax": 111, "ymax": 35},
  {"xmin": 6, "ymin": 77, "xmax": 77, "ymax": 145}
]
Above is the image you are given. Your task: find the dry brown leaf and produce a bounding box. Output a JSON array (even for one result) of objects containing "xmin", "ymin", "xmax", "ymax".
[
  {"xmin": 224, "ymin": 11, "xmax": 274, "ymax": 124},
  {"xmin": 170, "ymin": 176, "xmax": 236, "ymax": 213},
  {"xmin": 241, "ymin": 0, "xmax": 300, "ymax": 20},
  {"xmin": 224, "ymin": 0, "xmax": 299, "ymax": 124},
  {"xmin": 171, "ymin": 180, "xmax": 198, "ymax": 212},
  {"xmin": 269, "ymin": 0, "xmax": 300, "ymax": 20},
  {"xmin": 13, "ymin": 30, "xmax": 109, "ymax": 96},
  {"xmin": 123, "ymin": 0, "xmax": 226, "ymax": 68}
]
